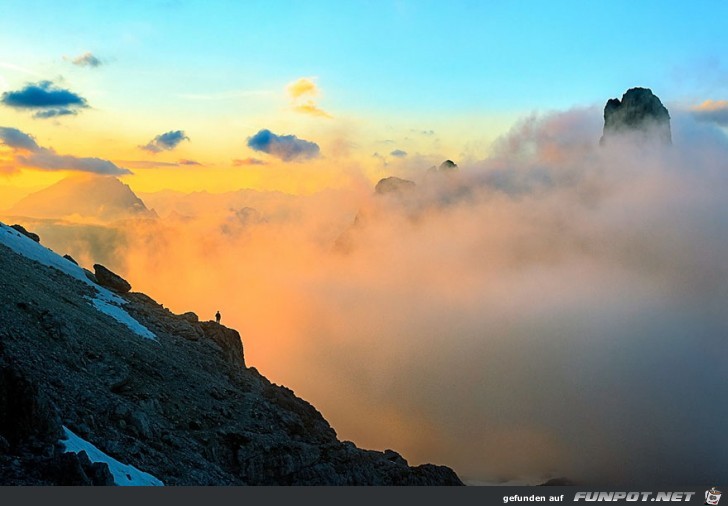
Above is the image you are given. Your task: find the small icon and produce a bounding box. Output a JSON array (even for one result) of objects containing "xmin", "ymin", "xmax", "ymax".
[{"xmin": 706, "ymin": 487, "xmax": 722, "ymax": 505}]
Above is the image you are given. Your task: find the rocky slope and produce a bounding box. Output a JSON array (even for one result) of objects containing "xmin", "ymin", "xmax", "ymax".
[{"xmin": 0, "ymin": 222, "xmax": 462, "ymax": 485}]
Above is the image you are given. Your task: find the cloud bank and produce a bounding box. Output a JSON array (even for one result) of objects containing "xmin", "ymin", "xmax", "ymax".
[
  {"xmin": 691, "ymin": 99, "xmax": 728, "ymax": 126},
  {"xmin": 0, "ymin": 126, "xmax": 131, "ymax": 175},
  {"xmin": 247, "ymin": 129, "xmax": 320, "ymax": 161},
  {"xmin": 1, "ymin": 81, "xmax": 89, "ymax": 118},
  {"xmin": 20, "ymin": 106, "xmax": 728, "ymax": 487}
]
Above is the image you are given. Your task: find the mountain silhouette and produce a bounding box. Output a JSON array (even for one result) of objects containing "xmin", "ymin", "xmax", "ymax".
[{"xmin": 9, "ymin": 175, "xmax": 156, "ymax": 221}]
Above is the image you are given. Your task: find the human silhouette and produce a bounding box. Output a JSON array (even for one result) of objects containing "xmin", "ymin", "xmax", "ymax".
[{"xmin": 215, "ymin": 310, "xmax": 221, "ymax": 324}]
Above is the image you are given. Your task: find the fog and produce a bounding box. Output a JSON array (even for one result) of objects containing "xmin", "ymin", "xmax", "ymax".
[{"xmin": 14, "ymin": 107, "xmax": 728, "ymax": 485}]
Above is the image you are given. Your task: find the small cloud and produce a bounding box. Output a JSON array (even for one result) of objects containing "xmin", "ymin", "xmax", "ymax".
[
  {"xmin": 692, "ymin": 100, "xmax": 728, "ymax": 126},
  {"xmin": 1, "ymin": 81, "xmax": 89, "ymax": 119},
  {"xmin": 68, "ymin": 52, "xmax": 103, "ymax": 68},
  {"xmin": 119, "ymin": 159, "xmax": 203, "ymax": 169},
  {"xmin": 232, "ymin": 157, "xmax": 267, "ymax": 167},
  {"xmin": 247, "ymin": 129, "xmax": 320, "ymax": 162},
  {"xmin": 294, "ymin": 101, "xmax": 332, "ymax": 118},
  {"xmin": 141, "ymin": 130, "xmax": 189, "ymax": 153},
  {"xmin": 33, "ymin": 108, "xmax": 78, "ymax": 119},
  {"xmin": 287, "ymin": 77, "xmax": 331, "ymax": 118},
  {"xmin": 118, "ymin": 160, "xmax": 180, "ymax": 169},
  {"xmin": 390, "ymin": 149, "xmax": 408, "ymax": 158},
  {"xmin": 287, "ymin": 78, "xmax": 318, "ymax": 99},
  {"xmin": 0, "ymin": 125, "xmax": 131, "ymax": 175}
]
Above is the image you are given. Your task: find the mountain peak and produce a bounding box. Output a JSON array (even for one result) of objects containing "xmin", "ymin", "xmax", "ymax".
[
  {"xmin": 601, "ymin": 87, "xmax": 672, "ymax": 145},
  {"xmin": 9, "ymin": 175, "xmax": 156, "ymax": 221}
]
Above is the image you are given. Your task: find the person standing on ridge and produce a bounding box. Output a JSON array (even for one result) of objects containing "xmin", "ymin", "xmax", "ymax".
[{"xmin": 215, "ymin": 310, "xmax": 221, "ymax": 324}]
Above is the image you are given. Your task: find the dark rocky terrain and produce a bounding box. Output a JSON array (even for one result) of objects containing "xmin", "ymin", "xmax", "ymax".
[
  {"xmin": 0, "ymin": 223, "xmax": 462, "ymax": 485},
  {"xmin": 601, "ymin": 87, "xmax": 671, "ymax": 145}
]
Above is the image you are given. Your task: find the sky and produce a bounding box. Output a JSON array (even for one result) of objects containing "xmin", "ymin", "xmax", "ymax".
[
  {"xmin": 1, "ymin": 0, "xmax": 728, "ymax": 198},
  {"xmin": 2, "ymin": 1, "xmax": 728, "ymax": 486}
]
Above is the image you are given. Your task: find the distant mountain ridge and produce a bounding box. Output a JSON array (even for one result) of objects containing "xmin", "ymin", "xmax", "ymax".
[{"xmin": 9, "ymin": 175, "xmax": 156, "ymax": 221}]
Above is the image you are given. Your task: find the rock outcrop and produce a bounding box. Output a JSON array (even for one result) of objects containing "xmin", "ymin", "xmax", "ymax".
[
  {"xmin": 10, "ymin": 224, "xmax": 40, "ymax": 243},
  {"xmin": 601, "ymin": 87, "xmax": 671, "ymax": 145},
  {"xmin": 427, "ymin": 159, "xmax": 459, "ymax": 174},
  {"xmin": 374, "ymin": 177, "xmax": 416, "ymax": 196},
  {"xmin": 0, "ymin": 223, "xmax": 462, "ymax": 486},
  {"xmin": 438, "ymin": 160, "xmax": 458, "ymax": 171},
  {"xmin": 93, "ymin": 264, "xmax": 132, "ymax": 293}
]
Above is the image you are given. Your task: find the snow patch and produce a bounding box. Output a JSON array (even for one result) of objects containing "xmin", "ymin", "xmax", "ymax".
[
  {"xmin": 60, "ymin": 426, "xmax": 164, "ymax": 486},
  {"xmin": 88, "ymin": 296, "xmax": 157, "ymax": 341},
  {"xmin": 0, "ymin": 223, "xmax": 92, "ymax": 286},
  {"xmin": 0, "ymin": 222, "xmax": 156, "ymax": 341}
]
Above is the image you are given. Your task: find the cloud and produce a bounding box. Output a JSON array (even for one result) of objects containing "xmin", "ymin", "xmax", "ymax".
[
  {"xmin": 232, "ymin": 157, "xmax": 267, "ymax": 167},
  {"xmin": 20, "ymin": 153, "xmax": 131, "ymax": 175},
  {"xmin": 294, "ymin": 101, "xmax": 332, "ymax": 118},
  {"xmin": 691, "ymin": 100, "xmax": 728, "ymax": 126},
  {"xmin": 141, "ymin": 130, "xmax": 189, "ymax": 153},
  {"xmin": 1, "ymin": 81, "xmax": 88, "ymax": 118},
  {"xmin": 33, "ymin": 108, "xmax": 77, "ymax": 119},
  {"xmin": 118, "ymin": 160, "xmax": 180, "ymax": 169},
  {"xmin": 287, "ymin": 77, "xmax": 331, "ymax": 118},
  {"xmin": 119, "ymin": 159, "xmax": 202, "ymax": 169},
  {"xmin": 0, "ymin": 125, "xmax": 131, "ymax": 175},
  {"xmin": 0, "ymin": 126, "xmax": 41, "ymax": 151},
  {"xmin": 287, "ymin": 78, "xmax": 318, "ymax": 99},
  {"xmin": 247, "ymin": 129, "xmax": 320, "ymax": 162},
  {"xmin": 390, "ymin": 149, "xmax": 408, "ymax": 158},
  {"xmin": 27, "ymin": 106, "xmax": 728, "ymax": 487},
  {"xmin": 68, "ymin": 52, "xmax": 103, "ymax": 68}
]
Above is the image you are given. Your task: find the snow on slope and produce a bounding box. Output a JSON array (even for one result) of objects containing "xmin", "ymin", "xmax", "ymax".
[
  {"xmin": 89, "ymin": 296, "xmax": 156, "ymax": 340},
  {"xmin": 0, "ymin": 223, "xmax": 157, "ymax": 341},
  {"xmin": 60, "ymin": 426, "xmax": 164, "ymax": 486}
]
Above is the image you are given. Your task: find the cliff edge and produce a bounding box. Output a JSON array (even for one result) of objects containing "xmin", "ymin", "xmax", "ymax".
[{"xmin": 0, "ymin": 222, "xmax": 462, "ymax": 486}]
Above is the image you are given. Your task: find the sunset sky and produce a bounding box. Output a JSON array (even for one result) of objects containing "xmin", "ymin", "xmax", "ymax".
[
  {"xmin": 2, "ymin": 1, "xmax": 728, "ymax": 485},
  {"xmin": 1, "ymin": 0, "xmax": 727, "ymax": 198}
]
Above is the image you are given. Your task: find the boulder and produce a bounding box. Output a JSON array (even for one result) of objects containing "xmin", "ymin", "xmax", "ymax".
[
  {"xmin": 93, "ymin": 264, "xmax": 131, "ymax": 293},
  {"xmin": 601, "ymin": 87, "xmax": 671, "ymax": 145},
  {"xmin": 179, "ymin": 312, "xmax": 199, "ymax": 323},
  {"xmin": 10, "ymin": 224, "xmax": 40, "ymax": 243}
]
